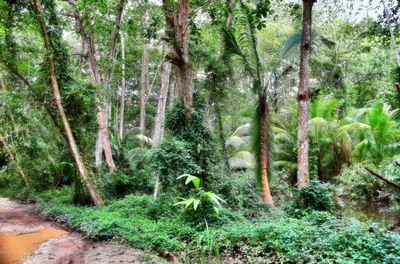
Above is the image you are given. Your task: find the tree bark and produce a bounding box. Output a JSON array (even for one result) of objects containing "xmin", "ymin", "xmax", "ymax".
[
  {"xmin": 152, "ymin": 61, "xmax": 172, "ymax": 198},
  {"xmin": 66, "ymin": 0, "xmax": 124, "ymax": 170},
  {"xmin": 33, "ymin": 0, "xmax": 103, "ymax": 206},
  {"xmin": 0, "ymin": 133, "xmax": 29, "ymax": 187},
  {"xmin": 297, "ymin": 0, "xmax": 314, "ymax": 188},
  {"xmin": 381, "ymin": 0, "xmax": 400, "ymax": 67},
  {"xmin": 139, "ymin": 42, "xmax": 150, "ymax": 135},
  {"xmin": 259, "ymin": 94, "xmax": 274, "ymax": 206},
  {"xmin": 365, "ymin": 167, "xmax": 400, "ymax": 190},
  {"xmin": 119, "ymin": 32, "xmax": 126, "ymax": 140},
  {"xmin": 163, "ymin": 0, "xmax": 193, "ymax": 123}
]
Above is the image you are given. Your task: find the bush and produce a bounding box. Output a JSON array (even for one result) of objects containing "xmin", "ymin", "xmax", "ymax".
[{"xmin": 292, "ymin": 180, "xmax": 336, "ymax": 212}]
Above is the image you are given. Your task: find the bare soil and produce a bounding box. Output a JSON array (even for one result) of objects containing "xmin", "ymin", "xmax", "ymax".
[{"xmin": 0, "ymin": 198, "xmax": 164, "ymax": 264}]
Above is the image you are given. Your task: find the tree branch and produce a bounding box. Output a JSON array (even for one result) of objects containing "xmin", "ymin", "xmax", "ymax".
[{"xmin": 365, "ymin": 167, "xmax": 400, "ymax": 190}]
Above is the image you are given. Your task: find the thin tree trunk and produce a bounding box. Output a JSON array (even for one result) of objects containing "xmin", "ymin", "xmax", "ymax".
[
  {"xmin": 67, "ymin": 0, "xmax": 123, "ymax": 170},
  {"xmin": 119, "ymin": 32, "xmax": 126, "ymax": 140},
  {"xmin": 152, "ymin": 61, "xmax": 172, "ymax": 198},
  {"xmin": 381, "ymin": 0, "xmax": 400, "ymax": 67},
  {"xmin": 365, "ymin": 167, "xmax": 400, "ymax": 190},
  {"xmin": 297, "ymin": 0, "xmax": 314, "ymax": 188},
  {"xmin": 33, "ymin": 0, "xmax": 103, "ymax": 206},
  {"xmin": 215, "ymin": 104, "xmax": 231, "ymax": 175},
  {"xmin": 167, "ymin": 68, "xmax": 177, "ymax": 108},
  {"xmin": 139, "ymin": 42, "xmax": 150, "ymax": 135},
  {"xmin": 259, "ymin": 94, "xmax": 274, "ymax": 206},
  {"xmin": 0, "ymin": 133, "xmax": 29, "ymax": 187}
]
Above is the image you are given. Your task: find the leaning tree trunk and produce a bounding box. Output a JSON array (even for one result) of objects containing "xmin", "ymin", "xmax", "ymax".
[
  {"xmin": 139, "ymin": 42, "xmax": 150, "ymax": 135},
  {"xmin": 0, "ymin": 133, "xmax": 29, "ymax": 187},
  {"xmin": 33, "ymin": 0, "xmax": 103, "ymax": 206},
  {"xmin": 297, "ymin": 0, "xmax": 314, "ymax": 188},
  {"xmin": 259, "ymin": 93, "xmax": 274, "ymax": 206},
  {"xmin": 118, "ymin": 32, "xmax": 126, "ymax": 140},
  {"xmin": 152, "ymin": 61, "xmax": 172, "ymax": 198}
]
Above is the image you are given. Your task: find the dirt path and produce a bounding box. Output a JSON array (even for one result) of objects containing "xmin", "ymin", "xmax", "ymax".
[{"xmin": 0, "ymin": 198, "xmax": 163, "ymax": 264}]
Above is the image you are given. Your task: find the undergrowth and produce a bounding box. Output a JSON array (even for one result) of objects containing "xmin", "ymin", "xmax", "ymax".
[{"xmin": 29, "ymin": 187, "xmax": 400, "ymax": 264}]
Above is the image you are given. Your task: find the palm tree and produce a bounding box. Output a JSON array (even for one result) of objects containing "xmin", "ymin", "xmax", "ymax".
[
  {"xmin": 223, "ymin": 1, "xmax": 274, "ymax": 206},
  {"xmin": 354, "ymin": 103, "xmax": 400, "ymax": 163}
]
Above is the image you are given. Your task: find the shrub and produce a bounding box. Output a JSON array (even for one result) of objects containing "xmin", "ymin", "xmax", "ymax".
[{"xmin": 292, "ymin": 180, "xmax": 336, "ymax": 212}]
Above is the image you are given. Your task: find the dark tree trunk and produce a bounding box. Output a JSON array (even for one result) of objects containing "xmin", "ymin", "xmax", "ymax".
[{"xmin": 297, "ymin": 0, "xmax": 314, "ymax": 188}]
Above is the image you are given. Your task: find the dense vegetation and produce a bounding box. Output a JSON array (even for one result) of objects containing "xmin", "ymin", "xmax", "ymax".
[{"xmin": 1, "ymin": 0, "xmax": 400, "ymax": 263}]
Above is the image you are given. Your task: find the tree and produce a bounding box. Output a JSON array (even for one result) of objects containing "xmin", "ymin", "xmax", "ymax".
[
  {"xmin": 162, "ymin": 0, "xmax": 193, "ymax": 124},
  {"xmin": 297, "ymin": 0, "xmax": 315, "ymax": 188},
  {"xmin": 223, "ymin": 0, "xmax": 274, "ymax": 206},
  {"xmin": 65, "ymin": 0, "xmax": 126, "ymax": 170},
  {"xmin": 33, "ymin": 0, "xmax": 103, "ymax": 206},
  {"xmin": 152, "ymin": 61, "xmax": 172, "ymax": 198}
]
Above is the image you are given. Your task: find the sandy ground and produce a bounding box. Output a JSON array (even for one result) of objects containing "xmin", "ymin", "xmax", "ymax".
[{"xmin": 0, "ymin": 198, "xmax": 164, "ymax": 264}]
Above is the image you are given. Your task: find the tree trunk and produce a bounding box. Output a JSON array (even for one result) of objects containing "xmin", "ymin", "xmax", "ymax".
[
  {"xmin": 381, "ymin": 0, "xmax": 400, "ymax": 67},
  {"xmin": 215, "ymin": 104, "xmax": 231, "ymax": 175},
  {"xmin": 152, "ymin": 61, "xmax": 172, "ymax": 198},
  {"xmin": 297, "ymin": 0, "xmax": 314, "ymax": 188},
  {"xmin": 119, "ymin": 32, "xmax": 126, "ymax": 140},
  {"xmin": 139, "ymin": 42, "xmax": 150, "ymax": 135},
  {"xmin": 0, "ymin": 133, "xmax": 29, "ymax": 187},
  {"xmin": 66, "ymin": 0, "xmax": 124, "ymax": 170},
  {"xmin": 33, "ymin": 0, "xmax": 103, "ymax": 206},
  {"xmin": 259, "ymin": 94, "xmax": 274, "ymax": 206},
  {"xmin": 163, "ymin": 0, "xmax": 193, "ymax": 123}
]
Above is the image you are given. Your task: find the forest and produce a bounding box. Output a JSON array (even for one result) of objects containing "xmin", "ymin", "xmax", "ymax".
[{"xmin": 0, "ymin": 0, "xmax": 400, "ymax": 263}]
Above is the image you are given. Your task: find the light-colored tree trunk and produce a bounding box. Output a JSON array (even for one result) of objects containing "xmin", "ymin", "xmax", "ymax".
[
  {"xmin": 152, "ymin": 62, "xmax": 172, "ymax": 198},
  {"xmin": 0, "ymin": 133, "xmax": 29, "ymax": 187},
  {"xmin": 381, "ymin": 0, "xmax": 400, "ymax": 67},
  {"xmin": 167, "ymin": 68, "xmax": 177, "ymax": 108},
  {"xmin": 297, "ymin": 0, "xmax": 314, "ymax": 188},
  {"xmin": 139, "ymin": 43, "xmax": 150, "ymax": 135},
  {"xmin": 119, "ymin": 32, "xmax": 126, "ymax": 140},
  {"xmin": 259, "ymin": 94, "xmax": 274, "ymax": 206},
  {"xmin": 33, "ymin": 0, "xmax": 103, "ymax": 206},
  {"xmin": 67, "ymin": 0, "xmax": 124, "ymax": 170}
]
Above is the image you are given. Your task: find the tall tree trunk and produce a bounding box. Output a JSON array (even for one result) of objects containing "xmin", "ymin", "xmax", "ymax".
[
  {"xmin": 152, "ymin": 61, "xmax": 172, "ymax": 198},
  {"xmin": 297, "ymin": 0, "xmax": 314, "ymax": 188},
  {"xmin": 66, "ymin": 0, "xmax": 124, "ymax": 170},
  {"xmin": 163, "ymin": 0, "xmax": 193, "ymax": 123},
  {"xmin": 119, "ymin": 32, "xmax": 126, "ymax": 140},
  {"xmin": 167, "ymin": 68, "xmax": 177, "ymax": 108},
  {"xmin": 139, "ymin": 42, "xmax": 150, "ymax": 135},
  {"xmin": 33, "ymin": 0, "xmax": 103, "ymax": 206},
  {"xmin": 0, "ymin": 133, "xmax": 29, "ymax": 187},
  {"xmin": 381, "ymin": 0, "xmax": 400, "ymax": 67},
  {"xmin": 259, "ymin": 93, "xmax": 274, "ymax": 206}
]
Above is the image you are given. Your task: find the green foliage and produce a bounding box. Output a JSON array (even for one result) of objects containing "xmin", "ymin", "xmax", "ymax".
[
  {"xmin": 292, "ymin": 180, "xmax": 336, "ymax": 213},
  {"xmin": 175, "ymin": 174, "xmax": 225, "ymax": 222},
  {"xmin": 153, "ymin": 93, "xmax": 219, "ymax": 191},
  {"xmin": 339, "ymin": 155, "xmax": 400, "ymax": 203}
]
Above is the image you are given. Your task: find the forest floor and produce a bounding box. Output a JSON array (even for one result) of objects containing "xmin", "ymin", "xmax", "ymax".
[{"xmin": 0, "ymin": 198, "xmax": 164, "ymax": 264}]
